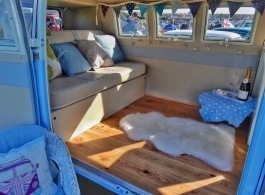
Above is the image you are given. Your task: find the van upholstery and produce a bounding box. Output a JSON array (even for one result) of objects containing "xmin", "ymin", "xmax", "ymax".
[{"xmin": 47, "ymin": 30, "xmax": 147, "ymax": 141}]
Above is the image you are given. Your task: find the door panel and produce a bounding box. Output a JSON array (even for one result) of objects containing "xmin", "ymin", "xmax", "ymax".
[
  {"xmin": 248, "ymin": 51, "xmax": 265, "ymax": 145},
  {"xmin": 0, "ymin": 0, "xmax": 38, "ymax": 129},
  {"xmin": 0, "ymin": 85, "xmax": 34, "ymax": 129}
]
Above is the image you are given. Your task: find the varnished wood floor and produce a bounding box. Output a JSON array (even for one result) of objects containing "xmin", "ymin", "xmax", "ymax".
[{"xmin": 67, "ymin": 95, "xmax": 249, "ymax": 195}]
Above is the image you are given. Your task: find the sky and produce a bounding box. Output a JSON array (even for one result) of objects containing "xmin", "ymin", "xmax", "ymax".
[
  {"xmin": 121, "ymin": 6, "xmax": 255, "ymax": 16},
  {"xmin": 163, "ymin": 7, "xmax": 255, "ymax": 15},
  {"xmin": 213, "ymin": 7, "xmax": 255, "ymax": 14},
  {"xmin": 163, "ymin": 8, "xmax": 190, "ymax": 14}
]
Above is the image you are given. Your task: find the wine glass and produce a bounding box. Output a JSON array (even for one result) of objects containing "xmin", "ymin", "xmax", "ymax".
[{"xmin": 230, "ymin": 73, "xmax": 239, "ymax": 92}]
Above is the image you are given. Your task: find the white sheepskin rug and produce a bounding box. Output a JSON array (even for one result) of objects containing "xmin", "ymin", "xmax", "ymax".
[{"xmin": 119, "ymin": 112, "xmax": 235, "ymax": 171}]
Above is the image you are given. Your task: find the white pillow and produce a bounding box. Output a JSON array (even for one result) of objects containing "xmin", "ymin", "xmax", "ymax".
[
  {"xmin": 46, "ymin": 39, "xmax": 62, "ymax": 80},
  {"xmin": 0, "ymin": 136, "xmax": 57, "ymax": 195}
]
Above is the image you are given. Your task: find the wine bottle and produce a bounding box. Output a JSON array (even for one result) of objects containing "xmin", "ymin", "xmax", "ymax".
[{"xmin": 238, "ymin": 66, "xmax": 252, "ymax": 101}]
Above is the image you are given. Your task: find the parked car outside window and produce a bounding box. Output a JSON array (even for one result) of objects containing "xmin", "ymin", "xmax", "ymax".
[
  {"xmin": 235, "ymin": 20, "xmax": 253, "ymax": 27},
  {"xmin": 213, "ymin": 27, "xmax": 251, "ymax": 39},
  {"xmin": 164, "ymin": 29, "xmax": 242, "ymax": 40},
  {"xmin": 241, "ymin": 22, "xmax": 252, "ymax": 28}
]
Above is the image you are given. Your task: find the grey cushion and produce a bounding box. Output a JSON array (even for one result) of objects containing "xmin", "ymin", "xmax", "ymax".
[{"xmin": 76, "ymin": 40, "xmax": 114, "ymax": 69}]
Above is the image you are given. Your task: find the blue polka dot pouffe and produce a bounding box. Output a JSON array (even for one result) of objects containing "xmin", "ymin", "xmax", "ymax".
[{"xmin": 198, "ymin": 91, "xmax": 255, "ymax": 127}]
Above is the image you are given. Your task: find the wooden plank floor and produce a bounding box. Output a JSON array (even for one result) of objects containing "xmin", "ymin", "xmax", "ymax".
[{"xmin": 67, "ymin": 95, "xmax": 249, "ymax": 195}]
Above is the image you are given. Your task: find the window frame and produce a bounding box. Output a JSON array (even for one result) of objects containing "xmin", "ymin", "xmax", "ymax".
[
  {"xmin": 200, "ymin": 3, "xmax": 259, "ymax": 45},
  {"xmin": 154, "ymin": 5, "xmax": 197, "ymax": 43},
  {"xmin": 21, "ymin": 0, "xmax": 34, "ymax": 38},
  {"xmin": 0, "ymin": 0, "xmax": 22, "ymax": 52},
  {"xmin": 114, "ymin": 6, "xmax": 149, "ymax": 40}
]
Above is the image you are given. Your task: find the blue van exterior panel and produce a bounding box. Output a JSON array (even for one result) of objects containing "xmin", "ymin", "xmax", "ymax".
[
  {"xmin": 33, "ymin": 60, "xmax": 52, "ymax": 130},
  {"xmin": 0, "ymin": 85, "xmax": 35, "ymax": 129},
  {"xmin": 237, "ymin": 95, "xmax": 265, "ymax": 194},
  {"xmin": 0, "ymin": 62, "xmax": 30, "ymax": 87}
]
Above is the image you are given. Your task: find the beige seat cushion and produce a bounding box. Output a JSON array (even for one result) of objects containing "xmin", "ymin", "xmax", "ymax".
[
  {"xmin": 93, "ymin": 62, "xmax": 146, "ymax": 82},
  {"xmin": 47, "ymin": 30, "xmax": 75, "ymax": 44},
  {"xmin": 49, "ymin": 62, "xmax": 146, "ymax": 109},
  {"xmin": 74, "ymin": 30, "xmax": 105, "ymax": 40}
]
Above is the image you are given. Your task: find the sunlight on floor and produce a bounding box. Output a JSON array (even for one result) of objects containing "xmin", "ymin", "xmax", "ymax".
[
  {"xmin": 236, "ymin": 147, "xmax": 247, "ymax": 154},
  {"xmin": 87, "ymin": 142, "xmax": 147, "ymax": 167},
  {"xmin": 158, "ymin": 175, "xmax": 225, "ymax": 194},
  {"xmin": 68, "ymin": 96, "xmax": 247, "ymax": 195}
]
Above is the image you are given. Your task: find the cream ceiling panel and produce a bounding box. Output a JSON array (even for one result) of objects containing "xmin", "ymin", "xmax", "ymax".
[
  {"xmin": 47, "ymin": 0, "xmax": 253, "ymax": 8},
  {"xmin": 47, "ymin": 0, "xmax": 97, "ymax": 8}
]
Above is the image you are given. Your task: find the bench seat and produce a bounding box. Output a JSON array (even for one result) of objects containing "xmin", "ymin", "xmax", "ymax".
[
  {"xmin": 48, "ymin": 30, "xmax": 146, "ymax": 141},
  {"xmin": 50, "ymin": 62, "xmax": 146, "ymax": 109}
]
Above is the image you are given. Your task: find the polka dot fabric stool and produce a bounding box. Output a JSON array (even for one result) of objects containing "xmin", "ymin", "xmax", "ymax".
[{"xmin": 198, "ymin": 91, "xmax": 255, "ymax": 127}]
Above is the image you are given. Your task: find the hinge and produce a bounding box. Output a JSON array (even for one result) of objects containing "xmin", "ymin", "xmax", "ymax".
[
  {"xmin": 116, "ymin": 185, "xmax": 134, "ymax": 195},
  {"xmin": 28, "ymin": 38, "xmax": 41, "ymax": 48}
]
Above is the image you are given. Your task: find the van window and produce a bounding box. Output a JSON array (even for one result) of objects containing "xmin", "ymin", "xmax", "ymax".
[
  {"xmin": 0, "ymin": 0, "xmax": 21, "ymax": 52},
  {"xmin": 116, "ymin": 7, "xmax": 148, "ymax": 38},
  {"xmin": 0, "ymin": 0, "xmax": 15, "ymax": 47},
  {"xmin": 202, "ymin": 4, "xmax": 257, "ymax": 44},
  {"xmin": 156, "ymin": 7, "xmax": 195, "ymax": 41},
  {"xmin": 46, "ymin": 9, "xmax": 62, "ymax": 31}
]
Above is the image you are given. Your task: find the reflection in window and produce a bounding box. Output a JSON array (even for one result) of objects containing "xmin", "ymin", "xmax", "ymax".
[
  {"xmin": 22, "ymin": 0, "xmax": 33, "ymax": 36},
  {"xmin": 117, "ymin": 8, "xmax": 147, "ymax": 37},
  {"xmin": 156, "ymin": 8, "xmax": 194, "ymax": 40},
  {"xmin": 204, "ymin": 6, "xmax": 256, "ymax": 42},
  {"xmin": 46, "ymin": 9, "xmax": 62, "ymax": 31},
  {"xmin": 0, "ymin": 0, "xmax": 15, "ymax": 47}
]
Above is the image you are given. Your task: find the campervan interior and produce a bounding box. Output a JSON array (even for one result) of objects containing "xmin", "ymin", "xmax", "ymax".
[
  {"xmin": 46, "ymin": 0, "xmax": 265, "ymax": 194},
  {"xmin": 1, "ymin": 0, "xmax": 265, "ymax": 194}
]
